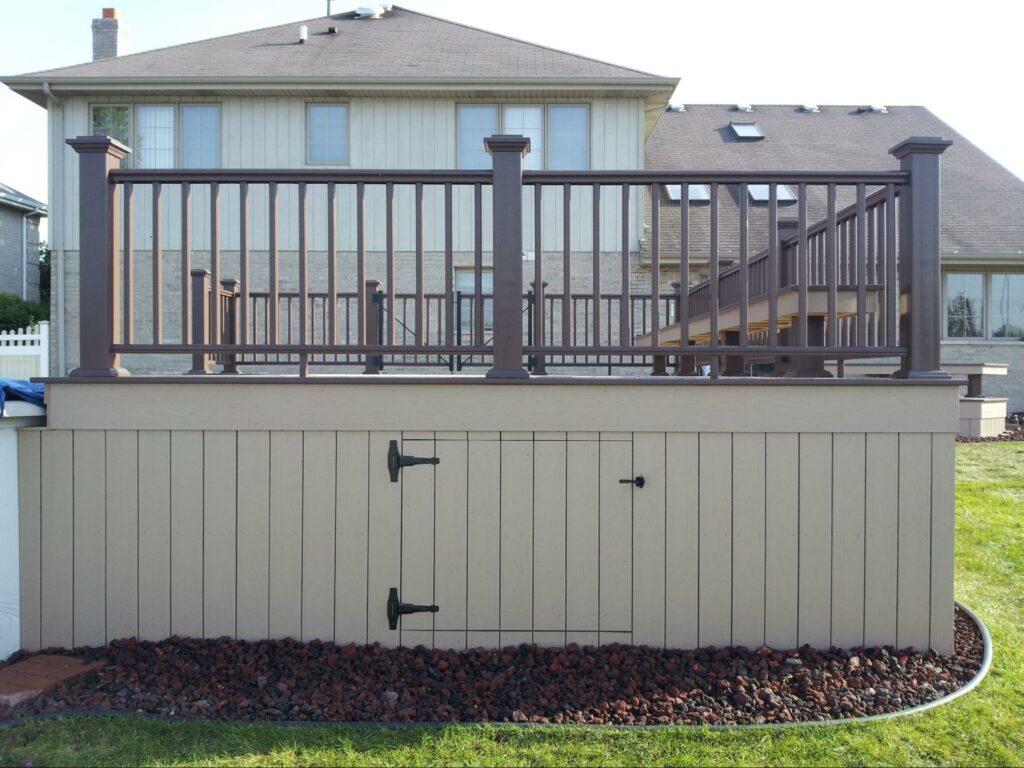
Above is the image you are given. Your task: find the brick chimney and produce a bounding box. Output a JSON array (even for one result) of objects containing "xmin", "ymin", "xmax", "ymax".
[{"xmin": 92, "ymin": 8, "xmax": 126, "ymax": 61}]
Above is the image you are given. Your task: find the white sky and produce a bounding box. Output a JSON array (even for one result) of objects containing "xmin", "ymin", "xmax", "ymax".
[{"xmin": 2, "ymin": 0, "xmax": 1023, "ymax": 223}]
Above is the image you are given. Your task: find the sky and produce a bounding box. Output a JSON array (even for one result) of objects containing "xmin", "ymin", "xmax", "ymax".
[{"xmin": 2, "ymin": 0, "xmax": 1023, "ymax": 220}]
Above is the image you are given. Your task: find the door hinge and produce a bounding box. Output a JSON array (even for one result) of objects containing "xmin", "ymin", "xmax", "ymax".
[
  {"xmin": 387, "ymin": 587, "xmax": 439, "ymax": 630},
  {"xmin": 619, "ymin": 475, "xmax": 646, "ymax": 489},
  {"xmin": 387, "ymin": 439, "xmax": 440, "ymax": 482}
]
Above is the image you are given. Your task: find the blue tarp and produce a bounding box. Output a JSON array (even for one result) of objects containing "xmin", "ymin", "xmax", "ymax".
[{"xmin": 0, "ymin": 378, "xmax": 45, "ymax": 413}]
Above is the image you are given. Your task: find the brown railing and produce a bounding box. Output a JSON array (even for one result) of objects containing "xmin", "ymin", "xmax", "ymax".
[{"xmin": 66, "ymin": 133, "xmax": 951, "ymax": 379}]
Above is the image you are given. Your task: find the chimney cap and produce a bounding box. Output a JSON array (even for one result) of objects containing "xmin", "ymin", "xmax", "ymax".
[{"xmin": 102, "ymin": 8, "xmax": 118, "ymax": 19}]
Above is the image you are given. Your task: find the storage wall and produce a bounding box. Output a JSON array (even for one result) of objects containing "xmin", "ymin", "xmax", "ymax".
[{"xmin": 18, "ymin": 380, "xmax": 959, "ymax": 654}]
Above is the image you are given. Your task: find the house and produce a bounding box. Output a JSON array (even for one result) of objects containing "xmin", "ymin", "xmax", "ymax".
[
  {"xmin": 2, "ymin": 5, "xmax": 677, "ymax": 376},
  {"xmin": 3, "ymin": 6, "xmax": 961, "ymax": 658},
  {"xmin": 0, "ymin": 183, "xmax": 46, "ymax": 302},
  {"xmin": 644, "ymin": 104, "xmax": 1024, "ymax": 408}
]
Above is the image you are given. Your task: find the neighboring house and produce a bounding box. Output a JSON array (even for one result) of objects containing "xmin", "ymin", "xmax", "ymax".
[
  {"xmin": 644, "ymin": 104, "xmax": 1024, "ymax": 408},
  {"xmin": 0, "ymin": 183, "xmax": 47, "ymax": 302},
  {"xmin": 2, "ymin": 6, "xmax": 677, "ymax": 375}
]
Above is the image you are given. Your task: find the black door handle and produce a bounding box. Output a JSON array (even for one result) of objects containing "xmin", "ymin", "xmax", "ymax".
[
  {"xmin": 388, "ymin": 439, "xmax": 440, "ymax": 482},
  {"xmin": 619, "ymin": 475, "xmax": 645, "ymax": 488}
]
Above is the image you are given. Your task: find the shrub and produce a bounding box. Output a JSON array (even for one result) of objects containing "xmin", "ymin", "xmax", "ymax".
[{"xmin": 0, "ymin": 292, "xmax": 49, "ymax": 332}]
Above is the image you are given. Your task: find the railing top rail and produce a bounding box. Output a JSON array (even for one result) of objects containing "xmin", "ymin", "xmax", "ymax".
[
  {"xmin": 523, "ymin": 170, "xmax": 910, "ymax": 185},
  {"xmin": 109, "ymin": 168, "xmax": 495, "ymax": 184}
]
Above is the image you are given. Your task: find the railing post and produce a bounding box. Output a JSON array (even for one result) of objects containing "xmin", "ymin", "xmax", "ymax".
[
  {"xmin": 485, "ymin": 135, "xmax": 531, "ymax": 379},
  {"xmin": 363, "ymin": 279, "xmax": 382, "ymax": 374},
  {"xmin": 220, "ymin": 278, "xmax": 240, "ymax": 374},
  {"xmin": 66, "ymin": 136, "xmax": 131, "ymax": 377},
  {"xmin": 890, "ymin": 136, "xmax": 953, "ymax": 379},
  {"xmin": 530, "ymin": 280, "xmax": 548, "ymax": 375},
  {"xmin": 187, "ymin": 268, "xmax": 211, "ymax": 375}
]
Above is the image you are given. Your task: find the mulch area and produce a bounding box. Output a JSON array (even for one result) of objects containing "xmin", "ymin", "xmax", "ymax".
[{"xmin": 0, "ymin": 608, "xmax": 983, "ymax": 726}]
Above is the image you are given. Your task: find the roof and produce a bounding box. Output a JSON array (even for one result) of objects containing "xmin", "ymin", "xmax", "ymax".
[
  {"xmin": 0, "ymin": 183, "xmax": 46, "ymax": 214},
  {"xmin": 6, "ymin": 6, "xmax": 674, "ymax": 87},
  {"xmin": 644, "ymin": 105, "xmax": 1024, "ymax": 264}
]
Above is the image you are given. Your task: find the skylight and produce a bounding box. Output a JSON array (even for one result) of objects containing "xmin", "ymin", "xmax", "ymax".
[
  {"xmin": 666, "ymin": 184, "xmax": 711, "ymax": 203},
  {"xmin": 730, "ymin": 121, "xmax": 764, "ymax": 140},
  {"xmin": 748, "ymin": 184, "xmax": 798, "ymax": 204}
]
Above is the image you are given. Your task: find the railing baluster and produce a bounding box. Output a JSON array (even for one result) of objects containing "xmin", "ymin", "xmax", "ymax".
[
  {"xmin": 474, "ymin": 182, "xmax": 484, "ymax": 347},
  {"xmin": 298, "ymin": 182, "xmax": 308, "ymax": 346},
  {"xmin": 210, "ymin": 181, "xmax": 221, "ymax": 347},
  {"xmin": 562, "ymin": 183, "xmax": 571, "ymax": 347},
  {"xmin": 855, "ymin": 182, "xmax": 868, "ymax": 346},
  {"xmin": 534, "ymin": 184, "xmax": 545, "ymax": 373},
  {"xmin": 650, "ymin": 183, "xmax": 660, "ymax": 350},
  {"xmin": 268, "ymin": 181, "xmax": 278, "ymax": 346},
  {"xmin": 679, "ymin": 182, "xmax": 690, "ymax": 354},
  {"xmin": 885, "ymin": 184, "xmax": 898, "ymax": 347},
  {"xmin": 327, "ymin": 182, "xmax": 337, "ymax": 346},
  {"xmin": 592, "ymin": 184, "xmax": 601, "ymax": 349},
  {"xmin": 709, "ymin": 182, "xmax": 719, "ymax": 377},
  {"xmin": 356, "ymin": 182, "xmax": 366, "ymax": 344},
  {"xmin": 123, "ymin": 181, "xmax": 133, "ymax": 345},
  {"xmin": 444, "ymin": 182, "xmax": 454, "ymax": 347},
  {"xmin": 239, "ymin": 182, "xmax": 249, "ymax": 346},
  {"xmin": 181, "ymin": 181, "xmax": 192, "ymax": 345},
  {"xmin": 152, "ymin": 181, "xmax": 162, "ymax": 345},
  {"xmin": 738, "ymin": 182, "xmax": 748, "ymax": 347},
  {"xmin": 768, "ymin": 184, "xmax": 778, "ymax": 346},
  {"xmin": 796, "ymin": 183, "xmax": 808, "ymax": 346},
  {"xmin": 386, "ymin": 182, "xmax": 396, "ymax": 346},
  {"xmin": 415, "ymin": 182, "xmax": 424, "ymax": 346},
  {"xmin": 826, "ymin": 183, "xmax": 838, "ymax": 347},
  {"xmin": 620, "ymin": 182, "xmax": 630, "ymax": 347}
]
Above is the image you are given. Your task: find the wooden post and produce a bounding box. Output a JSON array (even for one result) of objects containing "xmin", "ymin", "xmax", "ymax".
[
  {"xmin": 363, "ymin": 279, "xmax": 382, "ymax": 374},
  {"xmin": 187, "ymin": 269, "xmax": 211, "ymax": 375},
  {"xmin": 67, "ymin": 136, "xmax": 131, "ymax": 377},
  {"xmin": 890, "ymin": 137, "xmax": 953, "ymax": 379},
  {"xmin": 220, "ymin": 278, "xmax": 240, "ymax": 375},
  {"xmin": 485, "ymin": 135, "xmax": 531, "ymax": 379}
]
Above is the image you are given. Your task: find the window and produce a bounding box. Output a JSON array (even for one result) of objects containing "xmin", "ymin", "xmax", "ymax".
[
  {"xmin": 455, "ymin": 268, "xmax": 494, "ymax": 334},
  {"xmin": 989, "ymin": 273, "xmax": 1024, "ymax": 340},
  {"xmin": 502, "ymin": 106, "xmax": 543, "ymax": 171},
  {"xmin": 945, "ymin": 273, "xmax": 985, "ymax": 338},
  {"xmin": 181, "ymin": 105, "xmax": 221, "ymax": 169},
  {"xmin": 666, "ymin": 184, "xmax": 711, "ymax": 203},
  {"xmin": 307, "ymin": 104, "xmax": 349, "ymax": 165},
  {"xmin": 730, "ymin": 121, "xmax": 764, "ymax": 140},
  {"xmin": 748, "ymin": 184, "xmax": 798, "ymax": 203},
  {"xmin": 135, "ymin": 105, "xmax": 176, "ymax": 169},
  {"xmin": 457, "ymin": 104, "xmax": 589, "ymax": 169},
  {"xmin": 91, "ymin": 105, "xmax": 131, "ymax": 146},
  {"xmin": 548, "ymin": 105, "xmax": 589, "ymax": 170},
  {"xmin": 458, "ymin": 105, "xmax": 498, "ymax": 170}
]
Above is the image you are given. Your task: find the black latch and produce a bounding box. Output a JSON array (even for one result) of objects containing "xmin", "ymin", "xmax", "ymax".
[
  {"xmin": 387, "ymin": 440, "xmax": 440, "ymax": 482},
  {"xmin": 387, "ymin": 587, "xmax": 439, "ymax": 630},
  {"xmin": 619, "ymin": 475, "xmax": 646, "ymax": 489}
]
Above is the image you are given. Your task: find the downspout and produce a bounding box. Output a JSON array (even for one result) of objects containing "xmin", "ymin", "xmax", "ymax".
[{"xmin": 42, "ymin": 82, "xmax": 65, "ymax": 374}]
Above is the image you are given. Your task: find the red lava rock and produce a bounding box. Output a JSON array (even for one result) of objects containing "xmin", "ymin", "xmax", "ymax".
[{"xmin": 1, "ymin": 609, "xmax": 984, "ymax": 727}]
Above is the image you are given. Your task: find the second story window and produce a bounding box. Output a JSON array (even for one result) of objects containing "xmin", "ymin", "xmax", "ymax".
[
  {"xmin": 307, "ymin": 104, "xmax": 349, "ymax": 165},
  {"xmin": 457, "ymin": 104, "xmax": 590, "ymax": 169},
  {"xmin": 126, "ymin": 104, "xmax": 221, "ymax": 169},
  {"xmin": 181, "ymin": 105, "xmax": 221, "ymax": 169},
  {"xmin": 135, "ymin": 105, "xmax": 176, "ymax": 169}
]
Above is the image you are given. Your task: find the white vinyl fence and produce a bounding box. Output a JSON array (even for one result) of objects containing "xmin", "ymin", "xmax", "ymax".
[{"xmin": 0, "ymin": 321, "xmax": 49, "ymax": 380}]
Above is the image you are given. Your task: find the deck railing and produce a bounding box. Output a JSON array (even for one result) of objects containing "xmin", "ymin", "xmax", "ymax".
[{"xmin": 66, "ymin": 133, "xmax": 951, "ymax": 379}]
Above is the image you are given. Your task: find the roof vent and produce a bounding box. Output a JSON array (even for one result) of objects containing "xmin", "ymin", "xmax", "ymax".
[
  {"xmin": 356, "ymin": 4, "xmax": 388, "ymax": 18},
  {"xmin": 734, "ymin": 104, "xmax": 754, "ymax": 113},
  {"xmin": 298, "ymin": 25, "xmax": 309, "ymax": 43},
  {"xmin": 667, "ymin": 102, "xmax": 685, "ymax": 112},
  {"xmin": 859, "ymin": 104, "xmax": 889, "ymax": 114},
  {"xmin": 328, "ymin": 25, "xmax": 339, "ymax": 34},
  {"xmin": 800, "ymin": 104, "xmax": 820, "ymax": 113}
]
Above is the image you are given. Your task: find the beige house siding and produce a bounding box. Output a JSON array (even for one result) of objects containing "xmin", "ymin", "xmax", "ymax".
[{"xmin": 19, "ymin": 380, "xmax": 958, "ymax": 654}]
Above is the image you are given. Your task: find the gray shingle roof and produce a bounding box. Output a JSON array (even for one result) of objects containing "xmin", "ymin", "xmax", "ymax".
[
  {"xmin": 0, "ymin": 182, "xmax": 46, "ymax": 214},
  {"xmin": 645, "ymin": 105, "xmax": 1024, "ymax": 264},
  {"xmin": 10, "ymin": 6, "xmax": 670, "ymax": 84}
]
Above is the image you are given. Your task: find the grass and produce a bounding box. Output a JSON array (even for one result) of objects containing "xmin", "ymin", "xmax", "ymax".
[{"xmin": 2, "ymin": 442, "xmax": 1022, "ymax": 767}]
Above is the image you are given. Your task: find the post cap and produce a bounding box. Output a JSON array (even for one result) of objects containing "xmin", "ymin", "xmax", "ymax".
[
  {"xmin": 485, "ymin": 135, "xmax": 531, "ymax": 156},
  {"xmin": 66, "ymin": 135, "xmax": 132, "ymax": 159},
  {"xmin": 190, "ymin": 268, "xmax": 211, "ymax": 277},
  {"xmin": 889, "ymin": 136, "xmax": 952, "ymax": 159}
]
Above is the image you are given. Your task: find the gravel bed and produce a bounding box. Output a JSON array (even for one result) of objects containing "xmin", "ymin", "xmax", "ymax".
[
  {"xmin": 0, "ymin": 608, "xmax": 983, "ymax": 726},
  {"xmin": 956, "ymin": 433, "xmax": 1024, "ymax": 443}
]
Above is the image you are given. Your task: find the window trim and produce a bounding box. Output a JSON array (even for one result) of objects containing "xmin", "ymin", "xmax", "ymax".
[
  {"xmin": 305, "ymin": 101, "xmax": 351, "ymax": 167},
  {"xmin": 455, "ymin": 101, "xmax": 591, "ymax": 170},
  {"xmin": 942, "ymin": 269, "xmax": 1024, "ymax": 341}
]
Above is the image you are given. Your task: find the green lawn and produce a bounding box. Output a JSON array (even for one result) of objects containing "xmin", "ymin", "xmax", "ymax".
[{"xmin": 2, "ymin": 442, "xmax": 1022, "ymax": 767}]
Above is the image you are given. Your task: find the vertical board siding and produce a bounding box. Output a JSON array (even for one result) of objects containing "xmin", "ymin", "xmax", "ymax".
[
  {"xmin": 897, "ymin": 433, "xmax": 932, "ymax": 651},
  {"xmin": 236, "ymin": 431, "xmax": 270, "ymax": 640},
  {"xmin": 269, "ymin": 431, "xmax": 303, "ymax": 639},
  {"xmin": 17, "ymin": 430, "xmax": 42, "ymax": 651},
  {"xmin": 632, "ymin": 432, "xmax": 666, "ymax": 647},
  {"xmin": 138, "ymin": 431, "xmax": 171, "ymax": 641},
  {"xmin": 73, "ymin": 431, "xmax": 106, "ymax": 648},
  {"xmin": 105, "ymin": 430, "xmax": 139, "ymax": 641},
  {"xmin": 698, "ymin": 433, "xmax": 732, "ymax": 647},
  {"xmin": 831, "ymin": 433, "xmax": 867, "ymax": 649},
  {"xmin": 335, "ymin": 431, "xmax": 369, "ymax": 645},
  {"xmin": 764, "ymin": 433, "xmax": 799, "ymax": 649},
  {"xmin": 17, "ymin": 423, "xmax": 955, "ymax": 653},
  {"xmin": 731, "ymin": 433, "xmax": 766, "ymax": 649},
  {"xmin": 665, "ymin": 433, "xmax": 698, "ymax": 649},
  {"xmin": 798, "ymin": 433, "xmax": 833, "ymax": 648},
  {"xmin": 203, "ymin": 431, "xmax": 237, "ymax": 639}
]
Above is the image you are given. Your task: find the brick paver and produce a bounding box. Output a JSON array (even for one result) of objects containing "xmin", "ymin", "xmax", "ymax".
[{"xmin": 0, "ymin": 655, "xmax": 102, "ymax": 706}]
